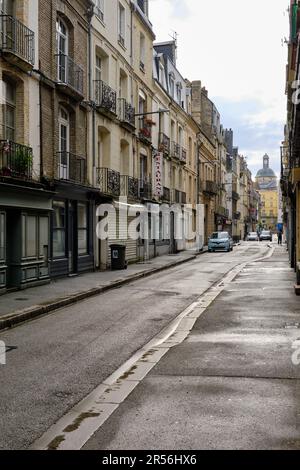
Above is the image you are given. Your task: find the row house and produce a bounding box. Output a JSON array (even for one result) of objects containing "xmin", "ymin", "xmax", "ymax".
[
  {"xmin": 152, "ymin": 41, "xmax": 201, "ymax": 254},
  {"xmin": 0, "ymin": 0, "xmax": 53, "ymax": 291}
]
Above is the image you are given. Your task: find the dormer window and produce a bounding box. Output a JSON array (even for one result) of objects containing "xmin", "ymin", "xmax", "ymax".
[
  {"xmin": 169, "ymin": 73, "xmax": 175, "ymax": 98},
  {"xmin": 176, "ymin": 82, "xmax": 182, "ymax": 104},
  {"xmin": 95, "ymin": 0, "xmax": 104, "ymax": 22},
  {"xmin": 159, "ymin": 63, "xmax": 165, "ymax": 87}
]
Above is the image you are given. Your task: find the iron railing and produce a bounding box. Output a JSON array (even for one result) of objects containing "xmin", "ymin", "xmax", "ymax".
[
  {"xmin": 203, "ymin": 180, "xmax": 218, "ymax": 195},
  {"xmin": 162, "ymin": 187, "xmax": 171, "ymax": 202},
  {"xmin": 96, "ymin": 167, "xmax": 120, "ymax": 196},
  {"xmin": 173, "ymin": 190, "xmax": 186, "ymax": 204},
  {"xmin": 139, "ymin": 179, "xmax": 152, "ymax": 199},
  {"xmin": 118, "ymin": 98, "xmax": 135, "ymax": 126},
  {"xmin": 94, "ymin": 80, "xmax": 117, "ymax": 114},
  {"xmin": 120, "ymin": 175, "xmax": 139, "ymax": 199},
  {"xmin": 232, "ymin": 191, "xmax": 240, "ymax": 201},
  {"xmin": 57, "ymin": 152, "xmax": 87, "ymax": 184},
  {"xmin": 139, "ymin": 119, "xmax": 152, "ymax": 143},
  {"xmin": 0, "ymin": 140, "xmax": 33, "ymax": 179},
  {"xmin": 171, "ymin": 141, "xmax": 180, "ymax": 160},
  {"xmin": 180, "ymin": 148, "xmax": 187, "ymax": 164},
  {"xmin": 0, "ymin": 15, "xmax": 35, "ymax": 65},
  {"xmin": 55, "ymin": 54, "xmax": 84, "ymax": 95},
  {"xmin": 216, "ymin": 206, "xmax": 229, "ymax": 218},
  {"xmin": 233, "ymin": 212, "xmax": 241, "ymax": 220},
  {"xmin": 159, "ymin": 133, "xmax": 170, "ymax": 156}
]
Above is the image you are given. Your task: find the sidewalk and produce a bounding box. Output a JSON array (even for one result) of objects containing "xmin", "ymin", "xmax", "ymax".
[
  {"xmin": 81, "ymin": 244, "xmax": 300, "ymax": 450},
  {"xmin": 0, "ymin": 248, "xmax": 206, "ymax": 330}
]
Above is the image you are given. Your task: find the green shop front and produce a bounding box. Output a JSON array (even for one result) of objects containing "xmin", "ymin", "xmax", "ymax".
[{"xmin": 0, "ymin": 182, "xmax": 53, "ymax": 292}]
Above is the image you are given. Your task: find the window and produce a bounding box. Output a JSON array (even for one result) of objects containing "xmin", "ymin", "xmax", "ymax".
[
  {"xmin": 53, "ymin": 201, "xmax": 66, "ymax": 258},
  {"xmin": 159, "ymin": 63, "xmax": 165, "ymax": 87},
  {"xmin": 176, "ymin": 83, "xmax": 182, "ymax": 104},
  {"xmin": 140, "ymin": 155, "xmax": 147, "ymax": 183},
  {"xmin": 56, "ymin": 18, "xmax": 68, "ymax": 83},
  {"xmin": 95, "ymin": 55, "xmax": 102, "ymax": 82},
  {"xmin": 169, "ymin": 74, "xmax": 175, "ymax": 98},
  {"xmin": 118, "ymin": 2, "xmax": 125, "ymax": 47},
  {"xmin": 95, "ymin": 0, "xmax": 104, "ymax": 22},
  {"xmin": 58, "ymin": 107, "xmax": 70, "ymax": 180},
  {"xmin": 0, "ymin": 213, "xmax": 5, "ymax": 261},
  {"xmin": 22, "ymin": 215, "xmax": 37, "ymax": 259},
  {"xmin": 2, "ymin": 78, "xmax": 16, "ymax": 141},
  {"xmin": 140, "ymin": 33, "xmax": 145, "ymax": 70},
  {"xmin": 0, "ymin": 0, "xmax": 14, "ymax": 15},
  {"xmin": 78, "ymin": 203, "xmax": 88, "ymax": 255}
]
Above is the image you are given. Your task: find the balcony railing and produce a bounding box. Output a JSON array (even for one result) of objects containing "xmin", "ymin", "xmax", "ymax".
[
  {"xmin": 55, "ymin": 54, "xmax": 84, "ymax": 96},
  {"xmin": 162, "ymin": 187, "xmax": 171, "ymax": 202},
  {"xmin": 203, "ymin": 180, "xmax": 218, "ymax": 195},
  {"xmin": 216, "ymin": 206, "xmax": 229, "ymax": 218},
  {"xmin": 118, "ymin": 98, "xmax": 135, "ymax": 127},
  {"xmin": 159, "ymin": 133, "xmax": 170, "ymax": 156},
  {"xmin": 139, "ymin": 179, "xmax": 152, "ymax": 199},
  {"xmin": 0, "ymin": 15, "xmax": 35, "ymax": 66},
  {"xmin": 173, "ymin": 190, "xmax": 187, "ymax": 204},
  {"xmin": 96, "ymin": 168, "xmax": 120, "ymax": 197},
  {"xmin": 139, "ymin": 119, "xmax": 152, "ymax": 143},
  {"xmin": 180, "ymin": 148, "xmax": 187, "ymax": 164},
  {"xmin": 171, "ymin": 142, "xmax": 180, "ymax": 160},
  {"xmin": 57, "ymin": 152, "xmax": 87, "ymax": 185},
  {"xmin": 233, "ymin": 212, "xmax": 241, "ymax": 220},
  {"xmin": 94, "ymin": 80, "xmax": 117, "ymax": 114},
  {"xmin": 120, "ymin": 175, "xmax": 139, "ymax": 199},
  {"xmin": 232, "ymin": 191, "xmax": 240, "ymax": 201},
  {"xmin": 0, "ymin": 140, "xmax": 33, "ymax": 180}
]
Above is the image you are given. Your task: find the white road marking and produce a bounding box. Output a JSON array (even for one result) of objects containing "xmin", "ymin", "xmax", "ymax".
[{"xmin": 30, "ymin": 246, "xmax": 273, "ymax": 451}]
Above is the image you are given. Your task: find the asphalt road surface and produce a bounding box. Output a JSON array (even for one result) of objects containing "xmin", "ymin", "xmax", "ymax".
[{"xmin": 0, "ymin": 243, "xmax": 271, "ymax": 449}]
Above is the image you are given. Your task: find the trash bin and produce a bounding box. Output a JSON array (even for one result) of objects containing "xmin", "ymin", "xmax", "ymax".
[{"xmin": 110, "ymin": 244, "xmax": 127, "ymax": 270}]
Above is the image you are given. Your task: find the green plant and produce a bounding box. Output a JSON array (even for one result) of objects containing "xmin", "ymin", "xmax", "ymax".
[{"xmin": 14, "ymin": 146, "xmax": 33, "ymax": 175}]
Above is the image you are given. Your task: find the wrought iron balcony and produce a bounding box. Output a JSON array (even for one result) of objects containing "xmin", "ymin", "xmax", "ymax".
[
  {"xmin": 0, "ymin": 15, "xmax": 35, "ymax": 68},
  {"xmin": 94, "ymin": 80, "xmax": 117, "ymax": 114},
  {"xmin": 173, "ymin": 190, "xmax": 187, "ymax": 204},
  {"xmin": 203, "ymin": 180, "xmax": 218, "ymax": 195},
  {"xmin": 55, "ymin": 54, "xmax": 84, "ymax": 96},
  {"xmin": 57, "ymin": 152, "xmax": 87, "ymax": 185},
  {"xmin": 232, "ymin": 191, "xmax": 240, "ymax": 201},
  {"xmin": 96, "ymin": 167, "xmax": 120, "ymax": 197},
  {"xmin": 180, "ymin": 148, "xmax": 187, "ymax": 164},
  {"xmin": 0, "ymin": 140, "xmax": 33, "ymax": 180},
  {"xmin": 216, "ymin": 206, "xmax": 229, "ymax": 218},
  {"xmin": 120, "ymin": 175, "xmax": 139, "ymax": 199},
  {"xmin": 139, "ymin": 119, "xmax": 152, "ymax": 143},
  {"xmin": 171, "ymin": 142, "xmax": 180, "ymax": 160},
  {"xmin": 162, "ymin": 187, "xmax": 171, "ymax": 202},
  {"xmin": 159, "ymin": 133, "xmax": 170, "ymax": 156},
  {"xmin": 233, "ymin": 212, "xmax": 241, "ymax": 220},
  {"xmin": 139, "ymin": 179, "xmax": 152, "ymax": 200},
  {"xmin": 118, "ymin": 98, "xmax": 135, "ymax": 127}
]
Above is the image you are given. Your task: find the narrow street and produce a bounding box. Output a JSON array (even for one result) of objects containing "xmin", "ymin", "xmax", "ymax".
[{"xmin": 2, "ymin": 242, "xmax": 298, "ymax": 450}]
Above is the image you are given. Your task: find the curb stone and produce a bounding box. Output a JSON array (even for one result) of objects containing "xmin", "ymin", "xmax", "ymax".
[{"xmin": 0, "ymin": 251, "xmax": 207, "ymax": 331}]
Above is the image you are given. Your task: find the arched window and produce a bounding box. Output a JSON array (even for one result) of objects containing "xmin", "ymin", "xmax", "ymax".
[
  {"xmin": 56, "ymin": 18, "xmax": 68, "ymax": 83},
  {"xmin": 58, "ymin": 107, "xmax": 70, "ymax": 179}
]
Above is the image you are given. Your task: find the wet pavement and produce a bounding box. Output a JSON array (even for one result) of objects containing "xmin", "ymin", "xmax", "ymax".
[{"xmin": 81, "ymin": 245, "xmax": 300, "ymax": 450}]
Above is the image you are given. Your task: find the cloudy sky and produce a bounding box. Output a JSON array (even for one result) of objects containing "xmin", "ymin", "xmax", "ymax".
[{"xmin": 149, "ymin": 0, "xmax": 289, "ymax": 178}]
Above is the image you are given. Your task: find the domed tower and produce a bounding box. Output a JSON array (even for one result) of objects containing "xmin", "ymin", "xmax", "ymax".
[{"xmin": 255, "ymin": 154, "xmax": 277, "ymax": 189}]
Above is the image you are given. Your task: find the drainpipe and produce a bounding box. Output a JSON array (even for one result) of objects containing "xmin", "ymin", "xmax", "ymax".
[
  {"xmin": 39, "ymin": 60, "xmax": 43, "ymax": 180},
  {"xmin": 196, "ymin": 133, "xmax": 202, "ymax": 251}
]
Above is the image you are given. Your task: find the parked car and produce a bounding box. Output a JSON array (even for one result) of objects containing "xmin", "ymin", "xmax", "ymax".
[
  {"xmin": 208, "ymin": 232, "xmax": 234, "ymax": 252},
  {"xmin": 259, "ymin": 230, "xmax": 272, "ymax": 242},
  {"xmin": 247, "ymin": 232, "xmax": 259, "ymax": 242}
]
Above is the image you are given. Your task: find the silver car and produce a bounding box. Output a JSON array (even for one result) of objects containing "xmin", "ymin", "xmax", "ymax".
[
  {"xmin": 208, "ymin": 232, "xmax": 234, "ymax": 253},
  {"xmin": 247, "ymin": 232, "xmax": 259, "ymax": 241}
]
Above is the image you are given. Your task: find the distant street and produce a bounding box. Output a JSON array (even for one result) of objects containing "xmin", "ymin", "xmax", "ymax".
[{"xmin": 0, "ymin": 242, "xmax": 278, "ymax": 450}]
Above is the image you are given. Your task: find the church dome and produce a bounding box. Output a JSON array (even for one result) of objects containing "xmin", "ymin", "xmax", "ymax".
[{"xmin": 256, "ymin": 154, "xmax": 276, "ymax": 179}]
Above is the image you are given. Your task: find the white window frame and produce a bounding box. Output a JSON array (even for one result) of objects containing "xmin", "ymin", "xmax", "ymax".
[
  {"xmin": 56, "ymin": 18, "xmax": 69, "ymax": 83},
  {"xmin": 94, "ymin": 0, "xmax": 104, "ymax": 22},
  {"xmin": 118, "ymin": 2, "xmax": 126, "ymax": 47},
  {"xmin": 58, "ymin": 107, "xmax": 70, "ymax": 180}
]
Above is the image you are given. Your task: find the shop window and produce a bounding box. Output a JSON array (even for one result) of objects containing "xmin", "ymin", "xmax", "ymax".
[
  {"xmin": 0, "ymin": 212, "xmax": 5, "ymax": 261},
  {"xmin": 53, "ymin": 201, "xmax": 66, "ymax": 258},
  {"xmin": 78, "ymin": 202, "xmax": 88, "ymax": 255},
  {"xmin": 22, "ymin": 214, "xmax": 37, "ymax": 259}
]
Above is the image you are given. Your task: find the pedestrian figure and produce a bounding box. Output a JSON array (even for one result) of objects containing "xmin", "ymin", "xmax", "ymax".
[{"xmin": 278, "ymin": 231, "xmax": 283, "ymax": 245}]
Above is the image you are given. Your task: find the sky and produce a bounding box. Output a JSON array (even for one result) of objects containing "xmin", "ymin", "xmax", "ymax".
[{"xmin": 149, "ymin": 0, "xmax": 289, "ymax": 178}]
